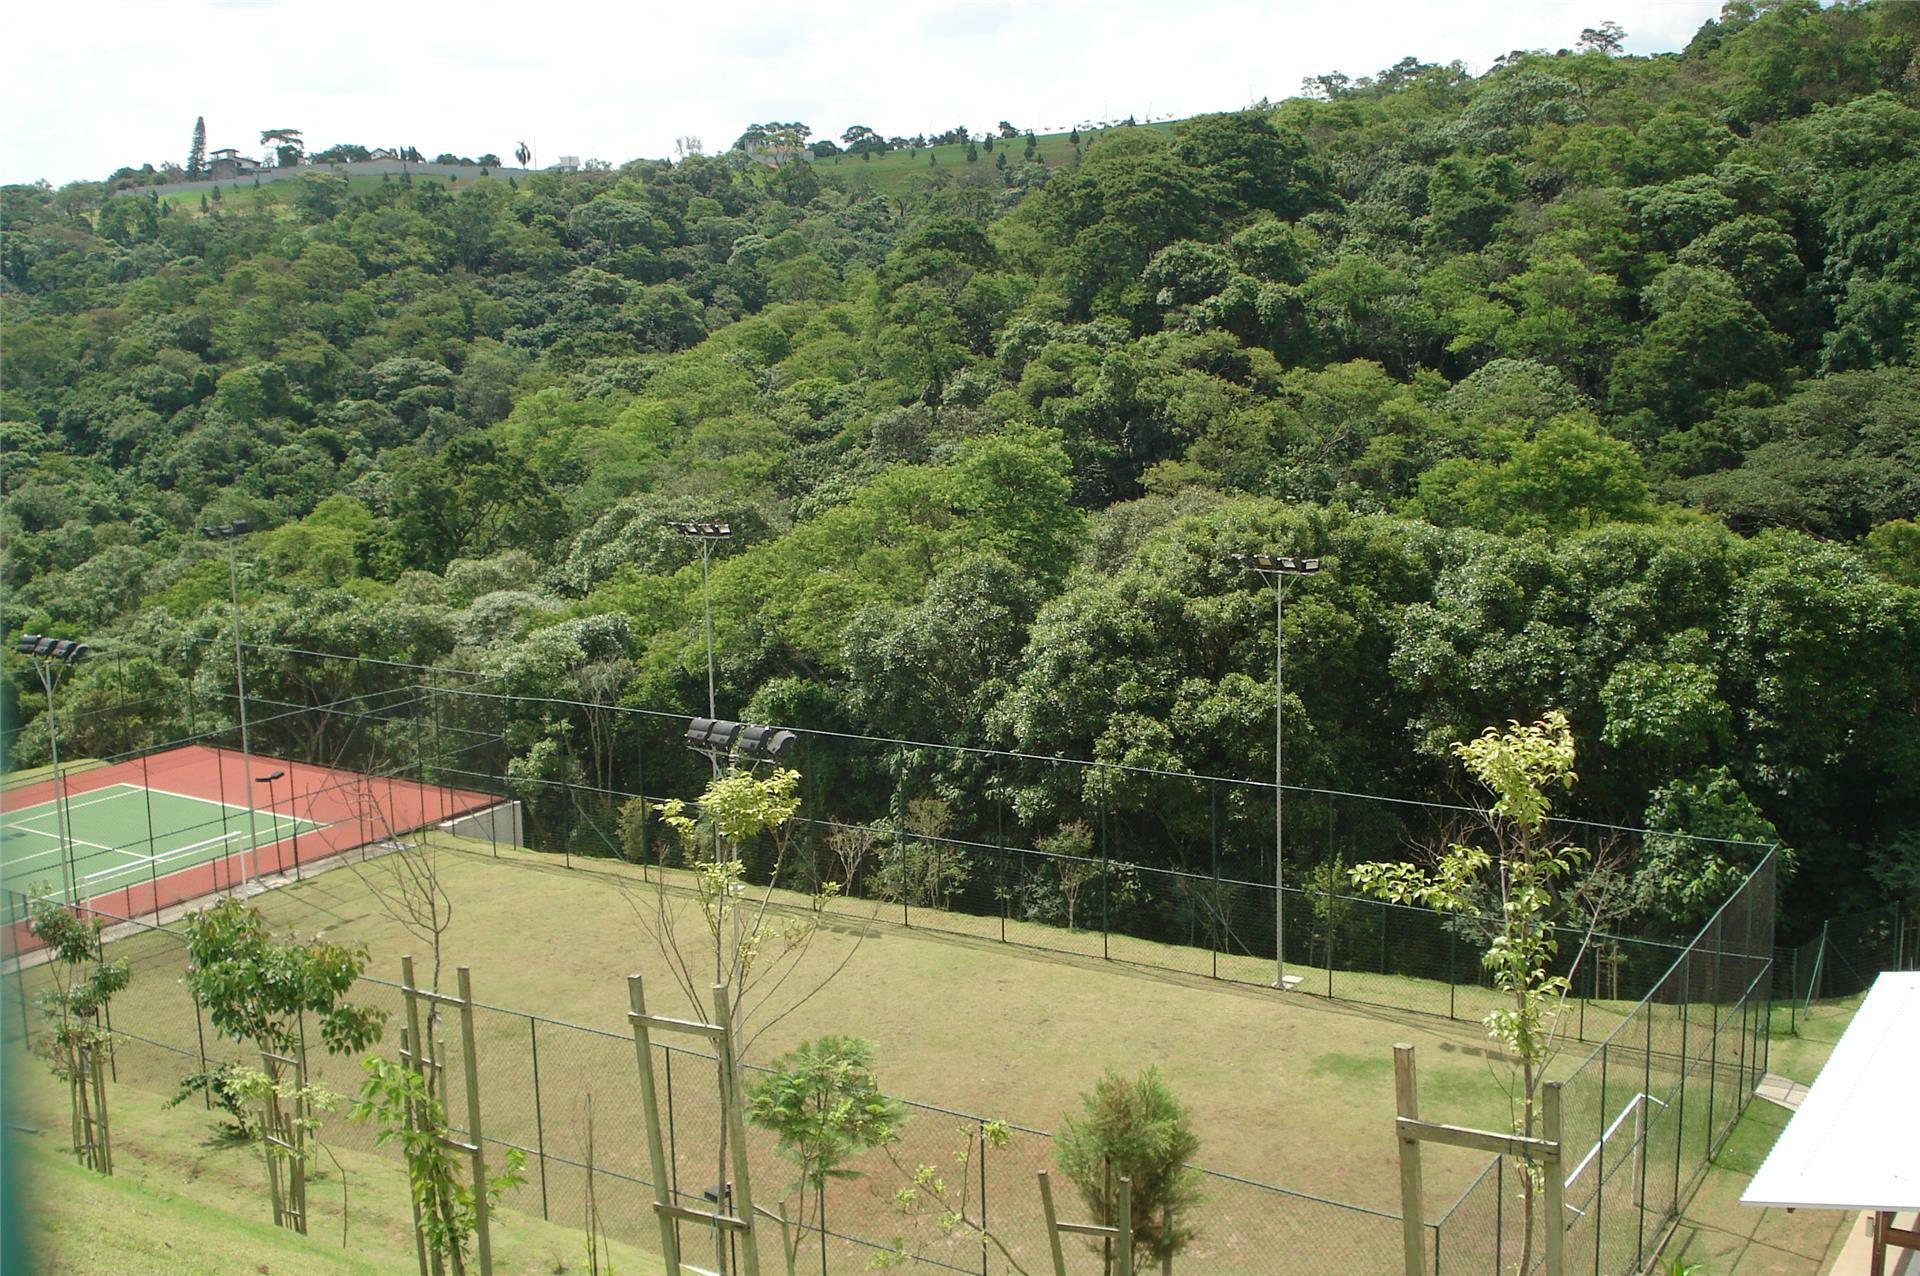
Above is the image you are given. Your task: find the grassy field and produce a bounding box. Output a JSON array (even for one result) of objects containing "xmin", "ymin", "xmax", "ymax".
[
  {"xmin": 1657, "ymin": 996, "xmax": 1866, "ymax": 1275},
  {"xmin": 238, "ymin": 838, "xmax": 1556, "ymax": 1208},
  {"xmin": 12, "ymin": 836, "xmax": 1687, "ymax": 1272},
  {"xmin": 6, "ymin": 1061, "xmax": 650, "ymax": 1275},
  {"xmin": 0, "ymin": 758, "xmax": 102, "ymax": 793}
]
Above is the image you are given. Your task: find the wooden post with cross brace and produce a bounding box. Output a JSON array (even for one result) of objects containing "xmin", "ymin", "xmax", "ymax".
[
  {"xmin": 1394, "ymin": 1043, "xmax": 1565, "ymax": 1276},
  {"xmin": 627, "ymin": 974, "xmax": 763, "ymax": 1276},
  {"xmin": 1038, "ymin": 1169, "xmax": 1135, "ymax": 1276},
  {"xmin": 399, "ymin": 958, "xmax": 496, "ymax": 1276}
]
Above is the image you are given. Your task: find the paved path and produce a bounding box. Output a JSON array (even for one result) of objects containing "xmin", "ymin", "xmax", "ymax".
[{"xmin": 1756, "ymin": 1072, "xmax": 1811, "ymax": 1111}]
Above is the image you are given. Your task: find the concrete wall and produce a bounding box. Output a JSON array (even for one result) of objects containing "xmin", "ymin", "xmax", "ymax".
[{"xmin": 135, "ymin": 160, "xmax": 535, "ymax": 199}]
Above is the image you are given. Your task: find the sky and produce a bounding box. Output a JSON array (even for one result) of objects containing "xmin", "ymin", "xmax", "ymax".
[{"xmin": 1, "ymin": 0, "xmax": 1729, "ymax": 187}]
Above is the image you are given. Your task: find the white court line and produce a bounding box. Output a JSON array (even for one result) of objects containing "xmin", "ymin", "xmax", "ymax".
[
  {"xmin": 81, "ymin": 812, "xmax": 303, "ymax": 882},
  {"xmin": 5, "ymin": 836, "xmax": 119, "ymax": 867},
  {"xmin": 75, "ymin": 815, "xmax": 302, "ymax": 888},
  {"xmin": 0, "ymin": 784, "xmax": 143, "ymax": 823},
  {"xmin": 137, "ymin": 782, "xmax": 322, "ymax": 828},
  {"xmin": 11, "ymin": 783, "xmax": 141, "ymax": 814}
]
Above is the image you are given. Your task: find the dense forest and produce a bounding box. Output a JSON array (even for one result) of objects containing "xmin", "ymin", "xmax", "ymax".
[{"xmin": 4, "ymin": 0, "xmax": 1918, "ymax": 935}]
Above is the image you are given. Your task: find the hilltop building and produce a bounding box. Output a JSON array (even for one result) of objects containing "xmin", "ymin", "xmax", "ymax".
[{"xmin": 206, "ymin": 148, "xmax": 266, "ymax": 180}]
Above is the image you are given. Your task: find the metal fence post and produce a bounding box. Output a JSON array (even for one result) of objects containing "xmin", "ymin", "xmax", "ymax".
[
  {"xmin": 1100, "ymin": 792, "xmax": 1110, "ymax": 963},
  {"xmin": 1636, "ymin": 1000, "xmax": 1652, "ymax": 1268},
  {"xmin": 529, "ymin": 1015, "xmax": 550, "ymax": 1220},
  {"xmin": 192, "ymin": 993, "xmax": 212, "ymax": 1109},
  {"xmin": 1592, "ymin": 1041, "xmax": 1610, "ymax": 1270},
  {"xmin": 15, "ymin": 957, "xmax": 32, "ymax": 1046},
  {"xmin": 977, "ymin": 1120, "xmax": 989, "ymax": 1276}
]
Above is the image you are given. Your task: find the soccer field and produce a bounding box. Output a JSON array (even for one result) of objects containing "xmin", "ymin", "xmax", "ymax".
[{"xmin": 0, "ymin": 782, "xmax": 316, "ymax": 908}]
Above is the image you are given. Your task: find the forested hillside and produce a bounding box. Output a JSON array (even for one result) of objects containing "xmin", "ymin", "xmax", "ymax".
[{"xmin": 5, "ymin": 0, "xmax": 1919, "ymax": 931}]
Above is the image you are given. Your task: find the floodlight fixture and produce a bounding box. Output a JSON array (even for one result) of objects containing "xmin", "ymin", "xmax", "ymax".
[
  {"xmin": 736, "ymin": 724, "xmax": 798, "ymax": 760},
  {"xmin": 1231, "ymin": 552, "xmax": 1320, "ymax": 576},
  {"xmin": 684, "ymin": 718, "xmax": 744, "ymax": 752},
  {"xmin": 16, "ymin": 634, "xmax": 91, "ymax": 664},
  {"xmin": 668, "ymin": 520, "xmax": 734, "ymax": 539},
  {"xmin": 681, "ymin": 717, "xmax": 796, "ymax": 762},
  {"xmin": 255, "ymin": 769, "xmax": 286, "ymax": 784},
  {"xmin": 200, "ymin": 519, "xmax": 253, "ymax": 541}
]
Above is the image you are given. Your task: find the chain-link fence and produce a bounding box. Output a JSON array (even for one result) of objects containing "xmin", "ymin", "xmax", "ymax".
[
  {"xmin": 6, "ymin": 895, "xmax": 1422, "ymax": 1274},
  {"xmin": 3, "ymin": 850, "xmax": 1782, "ymax": 1276},
  {"xmin": 1430, "ymin": 852, "xmax": 1776, "ymax": 1276},
  {"xmin": 11, "ymin": 645, "xmax": 1765, "ymax": 1044},
  {"xmin": 7, "ymin": 643, "xmax": 1792, "ymax": 1273},
  {"xmin": 1772, "ymin": 899, "xmax": 1919, "ymax": 1030}
]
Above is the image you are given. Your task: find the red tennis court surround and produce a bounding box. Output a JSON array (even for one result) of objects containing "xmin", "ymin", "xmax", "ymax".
[{"xmin": 4, "ymin": 745, "xmax": 498, "ymax": 928}]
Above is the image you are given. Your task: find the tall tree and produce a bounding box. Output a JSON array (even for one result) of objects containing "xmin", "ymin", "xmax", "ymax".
[
  {"xmin": 186, "ymin": 116, "xmax": 207, "ymax": 179},
  {"xmin": 259, "ymin": 128, "xmax": 305, "ymax": 167}
]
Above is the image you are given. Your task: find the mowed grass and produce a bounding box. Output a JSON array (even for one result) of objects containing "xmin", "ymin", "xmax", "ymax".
[
  {"xmin": 239, "ymin": 837, "xmax": 1562, "ymax": 1211},
  {"xmin": 0, "ymin": 758, "xmax": 103, "ymax": 793},
  {"xmin": 1657, "ymin": 996, "xmax": 1866, "ymax": 1275},
  {"xmin": 6, "ymin": 1059, "xmax": 650, "ymax": 1275}
]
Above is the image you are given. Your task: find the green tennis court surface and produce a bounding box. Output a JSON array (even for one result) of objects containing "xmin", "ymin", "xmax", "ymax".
[{"xmin": 0, "ymin": 783, "xmax": 319, "ymax": 904}]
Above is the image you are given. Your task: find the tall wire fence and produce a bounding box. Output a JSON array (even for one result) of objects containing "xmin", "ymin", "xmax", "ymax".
[
  {"xmin": 5, "ymin": 643, "xmax": 1798, "ymax": 1273},
  {"xmin": 1772, "ymin": 898, "xmax": 1919, "ymax": 1027},
  {"xmin": 1431, "ymin": 852, "xmax": 1777, "ymax": 1276},
  {"xmin": 11, "ymin": 643, "xmax": 1771, "ymax": 1043},
  {"xmin": 2, "ymin": 851, "xmax": 1778, "ymax": 1276},
  {"xmin": 5, "ymin": 894, "xmax": 1418, "ymax": 1275}
]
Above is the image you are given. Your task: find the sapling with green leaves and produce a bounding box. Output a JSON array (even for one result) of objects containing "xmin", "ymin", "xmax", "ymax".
[
  {"xmin": 28, "ymin": 895, "xmax": 130, "ymax": 1174},
  {"xmin": 877, "ymin": 1118, "xmax": 1027, "ymax": 1274},
  {"xmin": 184, "ymin": 896, "xmax": 384, "ymax": 1232},
  {"xmin": 640, "ymin": 765, "xmax": 863, "ymax": 1052},
  {"xmin": 747, "ymin": 1035, "xmax": 904, "ymax": 1275},
  {"xmin": 352, "ymin": 1055, "xmax": 525, "ymax": 1276},
  {"xmin": 1349, "ymin": 711, "xmax": 1615, "ymax": 1275}
]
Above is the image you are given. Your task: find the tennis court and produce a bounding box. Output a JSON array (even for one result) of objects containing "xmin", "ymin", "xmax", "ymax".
[
  {"xmin": 1, "ymin": 783, "xmax": 317, "ymax": 905},
  {"xmin": 1, "ymin": 744, "xmax": 502, "ymax": 934}
]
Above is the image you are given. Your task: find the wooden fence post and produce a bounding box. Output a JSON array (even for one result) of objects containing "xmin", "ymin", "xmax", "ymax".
[{"xmin": 1394, "ymin": 1044, "xmax": 1425, "ymax": 1276}]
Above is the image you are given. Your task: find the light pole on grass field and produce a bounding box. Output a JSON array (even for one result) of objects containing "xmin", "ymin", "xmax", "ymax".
[
  {"xmin": 202, "ymin": 520, "xmax": 263, "ymax": 890},
  {"xmin": 681, "ymin": 717, "xmax": 794, "ymax": 1276},
  {"xmin": 14, "ymin": 635, "xmax": 91, "ymax": 906},
  {"xmin": 1229, "ymin": 552, "xmax": 1323, "ymax": 991},
  {"xmin": 255, "ymin": 769, "xmax": 299, "ymax": 882}
]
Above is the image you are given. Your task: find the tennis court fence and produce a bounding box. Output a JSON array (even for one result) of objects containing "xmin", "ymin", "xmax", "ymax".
[{"xmin": 9, "ymin": 647, "xmax": 1776, "ymax": 1042}]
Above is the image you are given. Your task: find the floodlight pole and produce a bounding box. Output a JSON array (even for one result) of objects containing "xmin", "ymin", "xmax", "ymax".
[
  {"xmin": 204, "ymin": 522, "xmax": 263, "ymax": 890},
  {"xmin": 1230, "ymin": 553, "xmax": 1323, "ymax": 990},
  {"xmin": 667, "ymin": 521, "xmax": 734, "ymax": 729},
  {"xmin": 16, "ymin": 638, "xmax": 90, "ymax": 905}
]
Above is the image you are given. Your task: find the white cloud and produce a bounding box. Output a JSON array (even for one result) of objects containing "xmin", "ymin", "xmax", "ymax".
[{"xmin": 0, "ymin": 0, "xmax": 1723, "ymax": 185}]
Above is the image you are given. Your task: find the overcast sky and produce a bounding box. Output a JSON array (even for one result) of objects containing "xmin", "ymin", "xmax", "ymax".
[{"xmin": 2, "ymin": 0, "xmax": 1728, "ymax": 187}]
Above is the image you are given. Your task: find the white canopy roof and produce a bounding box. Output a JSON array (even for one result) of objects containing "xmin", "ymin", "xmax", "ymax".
[{"xmin": 1743, "ymin": 971, "xmax": 1920, "ymax": 1212}]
